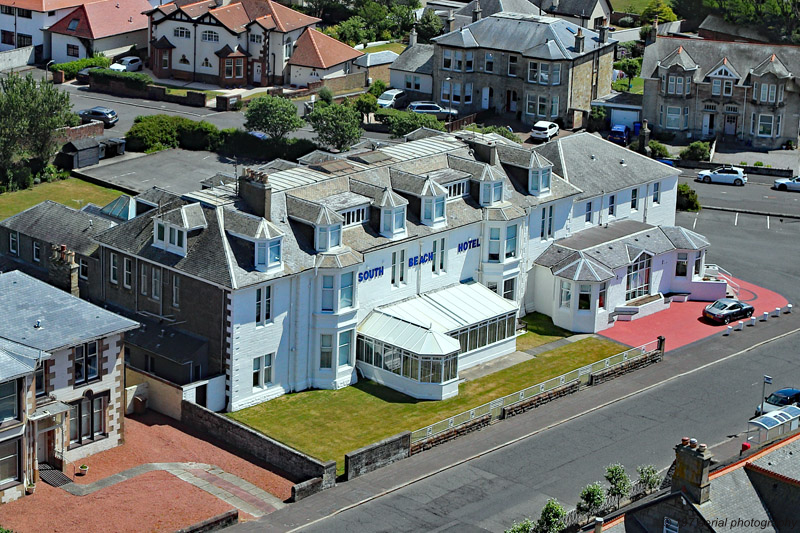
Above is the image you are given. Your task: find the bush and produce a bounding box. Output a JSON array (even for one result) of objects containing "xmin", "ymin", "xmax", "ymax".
[
  {"xmin": 618, "ymin": 16, "xmax": 635, "ymax": 27},
  {"xmin": 677, "ymin": 183, "xmax": 701, "ymax": 211},
  {"xmin": 50, "ymin": 56, "xmax": 111, "ymax": 80},
  {"xmin": 217, "ymin": 129, "xmax": 317, "ymax": 161},
  {"xmin": 464, "ymin": 123, "xmax": 521, "ymax": 143},
  {"xmin": 637, "ymin": 465, "xmax": 661, "ymax": 491},
  {"xmin": 318, "ymin": 87, "xmax": 334, "ymax": 105},
  {"xmin": 505, "ymin": 519, "xmax": 534, "ymax": 533},
  {"xmin": 739, "ymin": 160, "xmax": 748, "ymax": 166},
  {"xmin": 576, "ymin": 482, "xmax": 605, "ymax": 516},
  {"xmin": 368, "ymin": 80, "xmax": 388, "ymax": 98},
  {"xmin": 679, "ymin": 141, "xmax": 710, "ymax": 161},
  {"xmin": 605, "ymin": 464, "xmax": 632, "ymax": 500},
  {"xmin": 754, "ymin": 161, "xmax": 764, "ymax": 166},
  {"xmin": 375, "ymin": 108, "xmax": 445, "ymax": 137},
  {"xmin": 587, "ymin": 106, "xmax": 607, "ymax": 132},
  {"xmin": 617, "ymin": 41, "xmax": 640, "ymax": 58},
  {"xmin": 178, "ymin": 120, "xmax": 221, "ymax": 151},
  {"xmin": 89, "ymin": 69, "xmax": 151, "ymax": 91},
  {"xmin": 649, "ymin": 140, "xmax": 670, "ymax": 158},
  {"xmin": 126, "ymin": 115, "xmax": 186, "ymax": 152}
]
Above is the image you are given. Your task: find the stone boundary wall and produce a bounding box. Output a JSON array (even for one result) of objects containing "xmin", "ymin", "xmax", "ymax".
[
  {"xmin": 590, "ymin": 350, "xmax": 663, "ymax": 386},
  {"xmin": 291, "ymin": 477, "xmax": 323, "ymax": 501},
  {"xmin": 175, "ymin": 509, "xmax": 238, "ymax": 533},
  {"xmin": 502, "ymin": 382, "xmax": 580, "ymax": 419},
  {"xmin": 0, "ymin": 46, "xmax": 34, "ymax": 71},
  {"xmin": 89, "ymin": 78, "xmax": 207, "ymax": 107},
  {"xmin": 673, "ymin": 158, "xmax": 794, "ymax": 177},
  {"xmin": 345, "ymin": 431, "xmax": 410, "ymax": 481},
  {"xmin": 180, "ymin": 400, "xmax": 336, "ymax": 499},
  {"xmin": 410, "ymin": 414, "xmax": 491, "ymax": 455}
]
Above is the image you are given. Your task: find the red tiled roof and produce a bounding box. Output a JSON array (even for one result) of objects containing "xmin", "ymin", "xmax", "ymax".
[
  {"xmin": 244, "ymin": 0, "xmax": 318, "ymax": 32},
  {"xmin": 0, "ymin": 0, "xmax": 85, "ymax": 13},
  {"xmin": 287, "ymin": 28, "xmax": 362, "ymax": 69},
  {"xmin": 209, "ymin": 2, "xmax": 250, "ymax": 33},
  {"xmin": 48, "ymin": 0, "xmax": 151, "ymax": 39},
  {"xmin": 152, "ymin": 0, "xmax": 318, "ymax": 34}
]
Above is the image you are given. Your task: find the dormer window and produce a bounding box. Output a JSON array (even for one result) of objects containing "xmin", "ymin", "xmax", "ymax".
[
  {"xmin": 255, "ymin": 238, "xmax": 282, "ymax": 271},
  {"xmin": 481, "ymin": 182, "xmax": 503, "ymax": 206},
  {"xmin": 422, "ymin": 196, "xmax": 446, "ymax": 226},
  {"xmin": 154, "ymin": 221, "xmax": 187, "ymax": 256},
  {"xmin": 168, "ymin": 227, "xmax": 185, "ymax": 248},
  {"xmin": 316, "ymin": 224, "xmax": 342, "ymax": 252},
  {"xmin": 529, "ymin": 167, "xmax": 551, "ymax": 195},
  {"xmin": 381, "ymin": 207, "xmax": 406, "ymax": 237}
]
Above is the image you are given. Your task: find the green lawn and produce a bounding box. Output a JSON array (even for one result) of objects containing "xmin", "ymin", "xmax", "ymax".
[
  {"xmin": 516, "ymin": 312, "xmax": 573, "ymax": 351},
  {"xmin": 229, "ymin": 337, "xmax": 624, "ymax": 474},
  {"xmin": 150, "ymin": 82, "xmax": 223, "ymax": 98},
  {"xmin": 612, "ymin": 77, "xmax": 644, "ymax": 95},
  {"xmin": 363, "ymin": 42, "xmax": 407, "ymax": 55},
  {"xmin": 611, "ymin": 0, "xmax": 649, "ymax": 13},
  {"xmin": 0, "ymin": 178, "xmax": 123, "ymax": 220}
]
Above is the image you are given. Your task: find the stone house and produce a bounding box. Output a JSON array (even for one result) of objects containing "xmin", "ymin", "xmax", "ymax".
[
  {"xmin": 641, "ymin": 36, "xmax": 800, "ymax": 149},
  {"xmin": 389, "ymin": 31, "xmax": 434, "ymax": 100},
  {"xmin": 353, "ymin": 50, "xmax": 398, "ymax": 86},
  {"xmin": 0, "ymin": 271, "xmax": 137, "ymax": 504},
  {"xmin": 531, "ymin": 0, "xmax": 612, "ymax": 29},
  {"xmin": 431, "ymin": 12, "xmax": 616, "ymax": 128}
]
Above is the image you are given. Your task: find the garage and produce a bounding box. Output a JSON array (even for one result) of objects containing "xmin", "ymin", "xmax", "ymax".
[{"xmin": 610, "ymin": 108, "xmax": 640, "ymax": 129}]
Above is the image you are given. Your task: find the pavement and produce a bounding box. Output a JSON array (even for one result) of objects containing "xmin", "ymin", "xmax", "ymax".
[{"xmin": 712, "ymin": 143, "xmax": 799, "ymax": 174}]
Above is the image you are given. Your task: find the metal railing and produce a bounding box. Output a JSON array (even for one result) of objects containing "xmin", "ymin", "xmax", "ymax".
[
  {"xmin": 410, "ymin": 339, "xmax": 661, "ymax": 444},
  {"xmin": 705, "ymin": 263, "xmax": 740, "ymax": 298},
  {"xmin": 562, "ymin": 479, "xmax": 661, "ymax": 527}
]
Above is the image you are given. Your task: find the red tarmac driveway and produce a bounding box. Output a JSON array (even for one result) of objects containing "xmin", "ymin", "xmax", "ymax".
[{"xmin": 600, "ymin": 277, "xmax": 789, "ymax": 352}]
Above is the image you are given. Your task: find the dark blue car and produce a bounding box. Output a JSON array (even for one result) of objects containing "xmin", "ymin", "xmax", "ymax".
[{"xmin": 608, "ymin": 124, "xmax": 630, "ymax": 145}]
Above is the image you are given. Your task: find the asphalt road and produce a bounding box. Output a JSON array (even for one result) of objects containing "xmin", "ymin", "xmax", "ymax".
[
  {"xmin": 678, "ymin": 169, "xmax": 800, "ymax": 217},
  {"xmin": 290, "ymin": 191, "xmax": 800, "ymax": 533}
]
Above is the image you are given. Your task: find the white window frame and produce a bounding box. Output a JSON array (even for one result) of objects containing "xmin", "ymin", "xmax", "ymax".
[
  {"xmin": 758, "ymin": 114, "xmax": 773, "ymax": 137},
  {"xmin": 32, "ymin": 241, "xmax": 40, "ymax": 262},
  {"xmin": 320, "ymin": 334, "xmax": 333, "ymax": 369},
  {"xmin": 608, "ymin": 194, "xmax": 616, "ymax": 217},
  {"xmin": 711, "ymin": 79, "xmax": 721, "ymax": 96},
  {"xmin": 537, "ymin": 95, "xmax": 548, "ymax": 116},
  {"xmin": 598, "ymin": 282, "xmax": 607, "ymax": 309},
  {"xmin": 528, "ymin": 61, "xmax": 538, "ymax": 83},
  {"xmin": 723, "ymin": 79, "xmax": 733, "ymax": 96},
  {"xmin": 8, "ymin": 231, "xmax": 17, "ymax": 255},
  {"xmin": 252, "ymin": 354, "xmax": 273, "ymax": 390},
  {"xmin": 432, "ymin": 237, "xmax": 446, "ymax": 274},
  {"xmin": 0, "ymin": 381, "xmax": 18, "ymax": 423},
  {"xmin": 441, "ymin": 80, "xmax": 450, "ymax": 103},
  {"xmin": 559, "ymin": 280, "xmax": 571, "ymax": 308},
  {"xmin": 541, "ymin": 205, "xmax": 554, "ymax": 240},
  {"xmin": 503, "ymin": 277, "xmax": 516, "ymax": 300},
  {"xmin": 665, "ymin": 106, "xmax": 682, "ymax": 130},
  {"xmin": 109, "ymin": 253, "xmax": 118, "ymax": 284},
  {"xmin": 505, "ymin": 224, "xmax": 517, "ymax": 260},
  {"xmin": 508, "ymin": 56, "xmax": 517, "ymax": 77},
  {"xmin": 578, "ymin": 284, "xmax": 592, "ymax": 311},
  {"xmin": 551, "ymin": 63, "xmax": 561, "ymax": 85},
  {"xmin": 255, "ymin": 285, "xmax": 272, "ymax": 324},
  {"xmin": 321, "ymin": 275, "xmax": 334, "ymax": 312},
  {"xmin": 585, "ymin": 201, "xmax": 592, "ymax": 224},
  {"xmin": 550, "ymin": 95, "xmax": 559, "ymax": 118},
  {"xmin": 79, "ymin": 258, "xmax": 88, "ymax": 280},
  {"xmin": 140, "ymin": 264, "xmax": 147, "ymax": 295},
  {"xmin": 123, "ymin": 257, "xmax": 132, "ymax": 288},
  {"xmin": 340, "ymin": 272, "xmax": 354, "ymax": 309},
  {"xmin": 484, "ymin": 52, "xmax": 493, "ymax": 73},
  {"xmin": 482, "ymin": 181, "xmax": 503, "ymax": 205},
  {"xmin": 391, "ymin": 249, "xmax": 406, "ymax": 287},
  {"xmin": 446, "ymin": 180, "xmax": 468, "ymax": 199},
  {"xmin": 464, "ymin": 82, "xmax": 472, "ymax": 104},
  {"xmin": 316, "ymin": 224, "xmax": 342, "ymax": 252},
  {"xmin": 172, "ymin": 274, "xmax": 180, "ymax": 308},
  {"xmin": 653, "ymin": 182, "xmax": 661, "ymax": 204},
  {"xmin": 443, "ymin": 49, "xmax": 452, "ymax": 70},
  {"xmin": 667, "ymin": 75, "xmax": 675, "ymax": 94},
  {"xmin": 174, "ymin": 26, "xmax": 190, "ymax": 39},
  {"xmin": 338, "ymin": 330, "xmax": 353, "ymax": 367},
  {"xmin": 151, "ymin": 267, "xmax": 160, "ymax": 301},
  {"xmin": 382, "ymin": 207, "xmax": 406, "ymax": 237},
  {"xmin": 201, "ymin": 30, "xmax": 218, "ymax": 42},
  {"xmin": 465, "ymin": 51, "xmax": 473, "ymax": 72},
  {"xmin": 631, "ymin": 188, "xmax": 639, "ymax": 211},
  {"xmin": 488, "ymin": 227, "xmax": 501, "ymax": 262}
]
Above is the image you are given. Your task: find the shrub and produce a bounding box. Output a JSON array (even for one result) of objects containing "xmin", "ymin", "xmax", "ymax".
[
  {"xmin": 637, "ymin": 465, "xmax": 661, "ymax": 491},
  {"xmin": 677, "ymin": 183, "xmax": 701, "ymax": 211},
  {"xmin": 368, "ymin": 79, "xmax": 388, "ymax": 98},
  {"xmin": 605, "ymin": 464, "xmax": 632, "ymax": 500},
  {"xmin": 178, "ymin": 120, "xmax": 221, "ymax": 151},
  {"xmin": 648, "ymin": 140, "xmax": 669, "ymax": 158},
  {"xmin": 754, "ymin": 161, "xmax": 764, "ymax": 166},
  {"xmin": 679, "ymin": 141, "xmax": 710, "ymax": 161},
  {"xmin": 739, "ymin": 161, "xmax": 748, "ymax": 166},
  {"xmin": 126, "ymin": 115, "xmax": 186, "ymax": 152},
  {"xmin": 505, "ymin": 519, "xmax": 534, "ymax": 533},
  {"xmin": 89, "ymin": 69, "xmax": 151, "ymax": 91},
  {"xmin": 318, "ymin": 86, "xmax": 334, "ymax": 105},
  {"xmin": 50, "ymin": 56, "xmax": 111, "ymax": 80},
  {"xmin": 618, "ymin": 16, "xmax": 635, "ymax": 27},
  {"xmin": 217, "ymin": 129, "xmax": 316, "ymax": 161},
  {"xmin": 587, "ymin": 105, "xmax": 607, "ymax": 132},
  {"xmin": 617, "ymin": 41, "xmax": 640, "ymax": 58},
  {"xmin": 576, "ymin": 482, "xmax": 605, "ymax": 516},
  {"xmin": 534, "ymin": 499, "xmax": 566, "ymax": 533},
  {"xmin": 375, "ymin": 108, "xmax": 445, "ymax": 137}
]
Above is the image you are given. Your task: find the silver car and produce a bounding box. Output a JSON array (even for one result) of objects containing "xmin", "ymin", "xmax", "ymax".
[
  {"xmin": 696, "ymin": 166, "xmax": 747, "ymax": 186},
  {"xmin": 407, "ymin": 101, "xmax": 458, "ymax": 120},
  {"xmin": 774, "ymin": 176, "xmax": 800, "ymax": 191}
]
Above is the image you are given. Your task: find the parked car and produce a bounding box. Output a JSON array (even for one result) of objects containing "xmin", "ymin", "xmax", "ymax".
[
  {"xmin": 109, "ymin": 57, "xmax": 143, "ymax": 72},
  {"xmin": 407, "ymin": 101, "xmax": 458, "ymax": 120},
  {"xmin": 773, "ymin": 176, "xmax": 800, "ymax": 191},
  {"xmin": 696, "ymin": 166, "xmax": 747, "ymax": 186},
  {"xmin": 76, "ymin": 67, "xmax": 102, "ymax": 84},
  {"xmin": 607, "ymin": 124, "xmax": 630, "ymax": 145},
  {"xmin": 377, "ymin": 89, "xmax": 407, "ymax": 109},
  {"xmin": 78, "ymin": 107, "xmax": 119, "ymax": 127},
  {"xmin": 702, "ymin": 297, "xmax": 754, "ymax": 324},
  {"xmin": 529, "ymin": 121, "xmax": 559, "ymax": 142},
  {"xmin": 755, "ymin": 388, "xmax": 800, "ymax": 416}
]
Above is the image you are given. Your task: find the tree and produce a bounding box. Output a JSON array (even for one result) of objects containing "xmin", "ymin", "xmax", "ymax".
[
  {"xmin": 354, "ymin": 93, "xmax": 378, "ymax": 123},
  {"xmin": 677, "ymin": 183, "xmax": 701, "ymax": 211},
  {"xmin": 369, "ymin": 79, "xmax": 388, "ymax": 98},
  {"xmin": 679, "ymin": 141, "xmax": 710, "ymax": 161},
  {"xmin": 605, "ymin": 464, "xmax": 632, "ymax": 502},
  {"xmin": 641, "ymin": 0, "xmax": 677, "ymax": 23},
  {"xmin": 376, "ymin": 108, "xmax": 445, "ymax": 137},
  {"xmin": 318, "ymin": 86, "xmax": 334, "ymax": 105},
  {"xmin": 505, "ymin": 519, "xmax": 534, "ymax": 533},
  {"xmin": 614, "ymin": 58, "xmax": 641, "ymax": 91},
  {"xmin": 576, "ymin": 482, "xmax": 606, "ymax": 516},
  {"xmin": 670, "ymin": 0, "xmax": 712, "ymax": 26},
  {"xmin": 336, "ymin": 16, "xmax": 368, "ymax": 46},
  {"xmin": 244, "ymin": 94, "xmax": 304, "ymax": 140},
  {"xmin": 308, "ymin": 103, "xmax": 362, "ymax": 151},
  {"xmin": 637, "ymin": 465, "xmax": 662, "ymax": 491},
  {"xmin": 358, "ymin": 0, "xmax": 389, "ymax": 41},
  {"xmin": 534, "ymin": 499, "xmax": 566, "ymax": 533},
  {"xmin": 417, "ymin": 9, "xmax": 444, "ymax": 43}
]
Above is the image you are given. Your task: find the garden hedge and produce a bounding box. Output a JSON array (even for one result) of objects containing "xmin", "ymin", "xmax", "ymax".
[
  {"xmin": 50, "ymin": 56, "xmax": 111, "ymax": 80},
  {"xmin": 89, "ymin": 69, "xmax": 151, "ymax": 91}
]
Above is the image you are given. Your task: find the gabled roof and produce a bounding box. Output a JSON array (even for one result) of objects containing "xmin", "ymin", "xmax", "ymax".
[
  {"xmin": 389, "ymin": 169, "xmax": 448, "ymax": 197},
  {"xmin": 390, "ymin": 44, "xmax": 434, "ymax": 75},
  {"xmin": 285, "ymin": 195, "xmax": 344, "ymax": 226},
  {"xmin": 434, "ymin": 13, "xmax": 614, "ymax": 60},
  {"xmin": 239, "ymin": 0, "xmax": 319, "ymax": 33},
  {"xmin": 0, "ymin": 200, "xmax": 116, "ymax": 257},
  {"xmin": 47, "ymin": 0, "xmax": 151, "ymax": 39},
  {"xmin": 152, "ymin": 0, "xmax": 319, "ymax": 35},
  {"xmin": 0, "ymin": 0, "xmax": 84, "ymax": 14},
  {"xmin": 287, "ymin": 28, "xmax": 362, "ymax": 69},
  {"xmin": 751, "ymin": 53, "xmax": 792, "ymax": 79},
  {"xmin": 533, "ymin": 0, "xmax": 610, "ymax": 19},
  {"xmin": 354, "ymin": 50, "xmax": 399, "ymax": 68},
  {"xmin": 151, "ymin": 35, "xmax": 176, "ymax": 49},
  {"xmin": 358, "ymin": 310, "xmax": 461, "ymax": 356},
  {"xmin": 349, "ymin": 180, "xmax": 409, "ymax": 208},
  {"xmin": 658, "ymin": 44, "xmax": 698, "ymax": 71},
  {"xmin": 215, "ymin": 44, "xmax": 251, "ymax": 57},
  {"xmin": 706, "ymin": 56, "xmax": 741, "ymax": 79},
  {"xmin": 224, "ymin": 210, "xmax": 283, "ymax": 239},
  {"xmin": 0, "ymin": 271, "xmax": 138, "ymax": 352},
  {"xmin": 698, "ymin": 14, "xmax": 770, "ymax": 44}
]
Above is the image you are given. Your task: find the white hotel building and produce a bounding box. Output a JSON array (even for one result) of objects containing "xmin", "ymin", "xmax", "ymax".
[{"xmin": 91, "ymin": 131, "xmax": 725, "ymax": 411}]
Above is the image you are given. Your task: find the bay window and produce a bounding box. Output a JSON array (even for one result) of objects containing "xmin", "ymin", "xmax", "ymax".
[
  {"xmin": 488, "ymin": 228, "xmax": 501, "ymax": 262},
  {"xmin": 551, "ymin": 95, "xmax": 559, "ymax": 117},
  {"xmin": 503, "ymin": 278, "xmax": 516, "ymax": 300},
  {"xmin": 539, "ymin": 63, "xmax": 549, "ymax": 84},
  {"xmin": 598, "ymin": 282, "xmax": 607, "ymax": 309},
  {"xmin": 338, "ymin": 330, "xmax": 353, "ymax": 366},
  {"xmin": 626, "ymin": 253, "xmax": 651, "ymax": 300},
  {"xmin": 382, "ymin": 207, "xmax": 406, "ymax": 237},
  {"xmin": 578, "ymin": 284, "xmax": 591, "ymax": 310},
  {"xmin": 320, "ymin": 335, "xmax": 333, "ymax": 369},
  {"xmin": 340, "ymin": 272, "xmax": 354, "ymax": 309},
  {"xmin": 321, "ymin": 275, "xmax": 334, "ymax": 312},
  {"xmin": 0, "ymin": 381, "xmax": 18, "ymax": 423},
  {"xmin": 482, "ymin": 181, "xmax": 503, "ymax": 205},
  {"xmin": 552, "ymin": 63, "xmax": 561, "ymax": 85},
  {"xmin": 758, "ymin": 114, "xmax": 773, "ymax": 137},
  {"xmin": 528, "ymin": 61, "xmax": 538, "ymax": 83},
  {"xmin": 465, "ymin": 51, "xmax": 473, "ymax": 72},
  {"xmin": 538, "ymin": 95, "xmax": 547, "ymax": 116},
  {"xmin": 0, "ymin": 439, "xmax": 19, "ymax": 486},
  {"xmin": 69, "ymin": 393, "xmax": 107, "ymax": 446},
  {"xmin": 508, "ymin": 56, "xmax": 517, "ymax": 77},
  {"xmin": 559, "ymin": 280, "xmax": 571, "ymax": 308},
  {"xmin": 676, "ymin": 252, "xmax": 688, "ymax": 276},
  {"xmin": 505, "ymin": 225, "xmax": 517, "ymax": 259},
  {"xmin": 316, "ymin": 224, "xmax": 342, "ymax": 251},
  {"xmin": 485, "ymin": 53, "xmax": 494, "ymax": 73},
  {"xmin": 423, "ymin": 196, "xmax": 446, "ymax": 225},
  {"xmin": 666, "ymin": 106, "xmax": 682, "ymax": 129},
  {"xmin": 443, "ymin": 49, "xmax": 452, "ymax": 70},
  {"xmin": 441, "ymin": 80, "xmax": 450, "ymax": 102}
]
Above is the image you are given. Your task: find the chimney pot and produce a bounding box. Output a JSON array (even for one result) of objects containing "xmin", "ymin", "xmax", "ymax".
[
  {"xmin": 690, "ymin": 438, "xmax": 698, "ymax": 448},
  {"xmin": 698, "ymin": 443, "xmax": 707, "ymax": 452},
  {"xmin": 574, "ymin": 28, "xmax": 585, "ymax": 53},
  {"xmin": 408, "ymin": 25, "xmax": 417, "ymax": 47}
]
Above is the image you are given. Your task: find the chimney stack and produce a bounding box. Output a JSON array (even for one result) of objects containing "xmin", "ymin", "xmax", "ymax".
[
  {"xmin": 238, "ymin": 167, "xmax": 273, "ymax": 220},
  {"xmin": 447, "ymin": 10, "xmax": 456, "ymax": 32},
  {"xmin": 599, "ymin": 19, "xmax": 609, "ymax": 43},
  {"xmin": 48, "ymin": 244, "xmax": 80, "ymax": 297},
  {"xmin": 472, "ymin": 1, "xmax": 482, "ymax": 22},
  {"xmin": 408, "ymin": 25, "xmax": 417, "ymax": 47},
  {"xmin": 574, "ymin": 28, "xmax": 585, "ymax": 53},
  {"xmin": 638, "ymin": 119, "xmax": 651, "ymax": 156},
  {"xmin": 672, "ymin": 436, "xmax": 713, "ymax": 505}
]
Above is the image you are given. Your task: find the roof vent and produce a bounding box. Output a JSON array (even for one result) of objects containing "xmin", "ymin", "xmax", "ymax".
[
  {"xmin": 620, "ymin": 159, "xmax": 626, "ymax": 166},
  {"xmin": 590, "ymin": 154, "xmax": 596, "ymax": 160},
  {"xmin": 34, "ymin": 320, "xmax": 42, "ymax": 329}
]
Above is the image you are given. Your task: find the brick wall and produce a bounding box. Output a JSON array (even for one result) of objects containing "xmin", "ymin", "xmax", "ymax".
[
  {"xmin": 55, "ymin": 122, "xmax": 105, "ymax": 145},
  {"xmin": 344, "ymin": 431, "xmax": 410, "ymax": 481},
  {"xmin": 321, "ymin": 71, "xmax": 368, "ymax": 93},
  {"xmin": 181, "ymin": 400, "xmax": 337, "ymax": 496}
]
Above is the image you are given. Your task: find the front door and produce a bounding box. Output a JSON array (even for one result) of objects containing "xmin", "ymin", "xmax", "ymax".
[
  {"xmin": 481, "ymin": 87, "xmax": 490, "ymax": 110},
  {"xmin": 702, "ymin": 113, "xmax": 715, "ymax": 136},
  {"xmin": 506, "ymin": 90, "xmax": 518, "ymax": 113},
  {"xmin": 253, "ymin": 62, "xmax": 262, "ymax": 85},
  {"xmin": 724, "ymin": 115, "xmax": 737, "ymax": 135}
]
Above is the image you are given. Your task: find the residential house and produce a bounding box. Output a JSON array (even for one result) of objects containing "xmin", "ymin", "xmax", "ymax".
[
  {"xmin": 79, "ymin": 128, "xmax": 726, "ymax": 412},
  {"xmin": 444, "ymin": 0, "xmax": 542, "ymax": 31},
  {"xmin": 0, "ymin": 0, "xmax": 86, "ymax": 60},
  {"xmin": 146, "ymin": 0, "xmax": 320, "ymax": 86},
  {"xmin": 0, "ymin": 271, "xmax": 138, "ymax": 503},
  {"xmin": 389, "ymin": 29, "xmax": 434, "ymax": 99},
  {"xmin": 641, "ymin": 36, "xmax": 800, "ymax": 148},
  {"xmin": 353, "ymin": 50, "xmax": 399, "ymax": 85},
  {"xmin": 44, "ymin": 0, "xmax": 151, "ymax": 64},
  {"xmin": 697, "ymin": 14, "xmax": 771, "ymax": 44},
  {"xmin": 431, "ymin": 13, "xmax": 617, "ymax": 128},
  {"xmin": 0, "ymin": 200, "xmax": 117, "ymax": 303},
  {"xmin": 531, "ymin": 0, "xmax": 612, "ymax": 29},
  {"xmin": 285, "ymin": 28, "xmax": 362, "ymax": 87}
]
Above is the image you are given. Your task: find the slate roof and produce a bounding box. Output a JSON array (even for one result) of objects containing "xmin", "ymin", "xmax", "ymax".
[
  {"xmin": 452, "ymin": 0, "xmax": 542, "ymax": 29},
  {"xmin": 47, "ymin": 0, "xmax": 151, "ymax": 39},
  {"xmin": 0, "ymin": 339, "xmax": 46, "ymax": 382},
  {"xmin": 389, "ymin": 169, "xmax": 448, "ymax": 197},
  {"xmin": 287, "ymin": 28, "xmax": 363, "ymax": 69},
  {"xmin": 533, "ymin": 0, "xmax": 609, "ymax": 19},
  {"xmin": 0, "ymin": 271, "xmax": 138, "ymax": 352},
  {"xmin": 434, "ymin": 13, "xmax": 615, "ymax": 60},
  {"xmin": 532, "ymin": 132, "xmax": 677, "ymax": 201},
  {"xmin": 157, "ymin": 203, "xmax": 208, "ymax": 230},
  {"xmin": 698, "ymin": 14, "xmax": 770, "ymax": 44},
  {"xmin": 642, "ymin": 36, "xmax": 800, "ymax": 85},
  {"xmin": 354, "ymin": 50, "xmax": 399, "ymax": 67},
  {"xmin": 389, "ymin": 44, "xmax": 434, "ymax": 75},
  {"xmin": 0, "ymin": 200, "xmax": 116, "ymax": 257}
]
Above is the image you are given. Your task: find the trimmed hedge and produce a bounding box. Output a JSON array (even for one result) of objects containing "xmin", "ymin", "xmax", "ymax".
[
  {"xmin": 375, "ymin": 108, "xmax": 445, "ymax": 138},
  {"xmin": 50, "ymin": 56, "xmax": 111, "ymax": 80},
  {"xmin": 218, "ymin": 129, "xmax": 316, "ymax": 161},
  {"xmin": 89, "ymin": 69, "xmax": 151, "ymax": 91}
]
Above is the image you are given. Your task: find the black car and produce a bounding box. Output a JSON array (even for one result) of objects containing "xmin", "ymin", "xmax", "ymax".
[
  {"xmin": 702, "ymin": 297, "xmax": 754, "ymax": 324},
  {"xmin": 78, "ymin": 107, "xmax": 119, "ymax": 127},
  {"xmin": 76, "ymin": 67, "xmax": 102, "ymax": 85},
  {"xmin": 755, "ymin": 388, "xmax": 800, "ymax": 416}
]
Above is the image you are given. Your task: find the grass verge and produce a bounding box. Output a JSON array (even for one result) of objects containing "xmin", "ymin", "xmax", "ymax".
[
  {"xmin": 0, "ymin": 178, "xmax": 123, "ymax": 220},
  {"xmin": 228, "ymin": 336, "xmax": 624, "ymax": 475},
  {"xmin": 516, "ymin": 312, "xmax": 572, "ymax": 351},
  {"xmin": 363, "ymin": 42, "xmax": 407, "ymax": 54}
]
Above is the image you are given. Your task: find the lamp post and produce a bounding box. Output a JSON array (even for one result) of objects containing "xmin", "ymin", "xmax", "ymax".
[
  {"xmin": 45, "ymin": 60, "xmax": 54, "ymax": 83},
  {"xmin": 760, "ymin": 375, "xmax": 772, "ymax": 417},
  {"xmin": 445, "ymin": 76, "xmax": 453, "ymax": 123}
]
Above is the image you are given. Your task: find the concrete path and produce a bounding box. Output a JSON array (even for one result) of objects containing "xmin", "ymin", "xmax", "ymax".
[{"xmin": 61, "ymin": 462, "xmax": 285, "ymax": 518}]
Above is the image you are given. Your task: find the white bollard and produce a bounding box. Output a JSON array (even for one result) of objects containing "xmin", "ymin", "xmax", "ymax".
[
  {"xmin": 725, "ymin": 325, "xmax": 733, "ymax": 336},
  {"xmin": 749, "ymin": 316, "xmax": 757, "ymax": 327},
  {"xmin": 773, "ymin": 307, "xmax": 781, "ymax": 317},
  {"xmin": 761, "ymin": 312, "xmax": 769, "ymax": 322},
  {"xmin": 735, "ymin": 321, "xmax": 744, "ymax": 331},
  {"xmin": 786, "ymin": 304, "xmax": 793, "ymax": 314}
]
